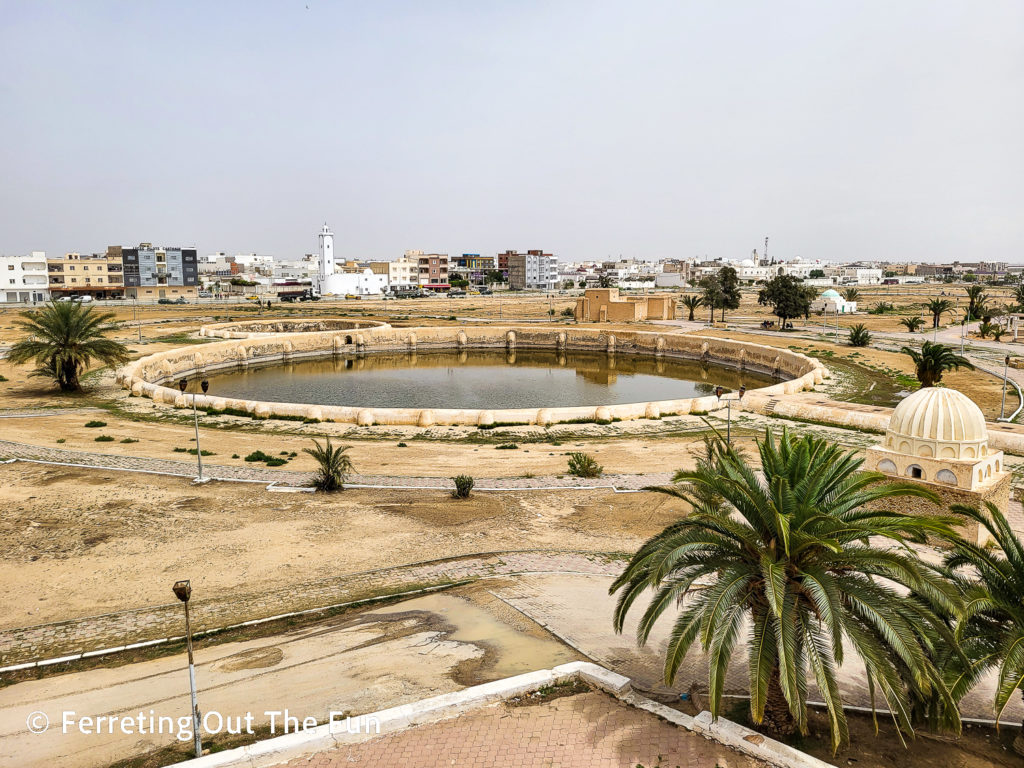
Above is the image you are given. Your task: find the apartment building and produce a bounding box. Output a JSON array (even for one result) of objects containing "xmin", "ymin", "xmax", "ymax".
[
  {"xmin": 47, "ymin": 252, "xmax": 125, "ymax": 299},
  {"xmin": 417, "ymin": 253, "xmax": 449, "ymax": 291},
  {"xmin": 505, "ymin": 250, "xmax": 558, "ymax": 290},
  {"xmin": 114, "ymin": 243, "xmax": 199, "ymax": 300},
  {"xmin": 1, "ymin": 252, "xmax": 50, "ymax": 303},
  {"xmin": 368, "ymin": 257, "xmax": 419, "ymax": 292},
  {"xmin": 450, "ymin": 254, "xmax": 495, "ymax": 284}
]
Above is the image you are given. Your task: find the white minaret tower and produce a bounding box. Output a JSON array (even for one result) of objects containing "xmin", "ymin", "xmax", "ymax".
[{"xmin": 317, "ymin": 223, "xmax": 335, "ymax": 294}]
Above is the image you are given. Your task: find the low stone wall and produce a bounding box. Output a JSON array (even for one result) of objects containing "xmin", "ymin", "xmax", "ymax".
[
  {"xmin": 199, "ymin": 318, "xmax": 390, "ymax": 339},
  {"xmin": 117, "ymin": 325, "xmax": 827, "ymax": 427}
]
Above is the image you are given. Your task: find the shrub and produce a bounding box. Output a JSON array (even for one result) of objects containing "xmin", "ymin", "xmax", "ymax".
[
  {"xmin": 173, "ymin": 447, "xmax": 188, "ymax": 453},
  {"xmin": 265, "ymin": 457, "xmax": 287, "ymax": 466},
  {"xmin": 848, "ymin": 324, "xmax": 871, "ymax": 347},
  {"xmin": 0, "ymin": 374, "xmax": 8, "ymax": 382},
  {"xmin": 56, "ymin": 438, "xmax": 66, "ymax": 443},
  {"xmin": 232, "ymin": 454, "xmax": 240, "ymax": 459},
  {"xmin": 496, "ymin": 443, "xmax": 519, "ymax": 450},
  {"xmin": 868, "ymin": 301, "xmax": 895, "ymax": 315},
  {"xmin": 397, "ymin": 442, "xmax": 408, "ymax": 447},
  {"xmin": 85, "ymin": 420, "xmax": 107, "ymax": 428},
  {"xmin": 452, "ymin": 474, "xmax": 475, "ymax": 498},
  {"xmin": 244, "ymin": 450, "xmax": 272, "ymax": 462},
  {"xmin": 187, "ymin": 448, "xmax": 215, "ymax": 456},
  {"xmin": 120, "ymin": 438, "xmax": 139, "ymax": 444},
  {"xmin": 560, "ymin": 307, "xmax": 574, "ymax": 317},
  {"xmin": 567, "ymin": 452, "xmax": 603, "ymax": 478},
  {"xmin": 94, "ymin": 435, "xmax": 115, "ymax": 442}
]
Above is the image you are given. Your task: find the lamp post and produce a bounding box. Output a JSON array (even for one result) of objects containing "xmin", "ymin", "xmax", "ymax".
[
  {"xmin": 1000, "ymin": 355, "xmax": 1011, "ymax": 421},
  {"xmin": 172, "ymin": 580, "xmax": 203, "ymax": 759},
  {"xmin": 179, "ymin": 378, "xmax": 210, "ymax": 481},
  {"xmin": 715, "ymin": 385, "xmax": 745, "ymax": 444}
]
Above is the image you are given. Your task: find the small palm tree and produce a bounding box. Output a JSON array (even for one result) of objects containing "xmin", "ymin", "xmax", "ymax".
[
  {"xmin": 946, "ymin": 503, "xmax": 1024, "ymax": 754},
  {"xmin": 680, "ymin": 294, "xmax": 704, "ymax": 321},
  {"xmin": 978, "ymin": 320, "xmax": 995, "ymax": 339},
  {"xmin": 841, "ymin": 287, "xmax": 860, "ymax": 302},
  {"xmin": 7, "ymin": 301, "xmax": 131, "ymax": 392},
  {"xmin": 303, "ymin": 438, "xmax": 354, "ymax": 491},
  {"xmin": 900, "ymin": 341, "xmax": 974, "ymax": 387},
  {"xmin": 848, "ymin": 323, "xmax": 871, "ymax": 346},
  {"xmin": 898, "ymin": 317, "xmax": 925, "ymax": 333},
  {"xmin": 925, "ymin": 298, "xmax": 954, "ymax": 329},
  {"xmin": 992, "ymin": 325, "xmax": 1006, "ymax": 342},
  {"xmin": 611, "ymin": 429, "xmax": 961, "ymax": 751}
]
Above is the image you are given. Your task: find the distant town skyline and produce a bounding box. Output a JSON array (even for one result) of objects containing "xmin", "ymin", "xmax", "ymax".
[{"xmin": 2, "ymin": 1, "xmax": 1021, "ymax": 263}]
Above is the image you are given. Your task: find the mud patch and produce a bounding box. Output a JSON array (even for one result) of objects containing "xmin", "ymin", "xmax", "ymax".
[{"xmin": 213, "ymin": 646, "xmax": 284, "ymax": 671}]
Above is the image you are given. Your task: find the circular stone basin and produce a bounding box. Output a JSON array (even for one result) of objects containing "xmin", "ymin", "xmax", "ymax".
[{"xmin": 204, "ymin": 349, "xmax": 779, "ymax": 410}]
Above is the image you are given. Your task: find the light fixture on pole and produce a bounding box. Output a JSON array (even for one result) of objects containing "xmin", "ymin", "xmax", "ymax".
[
  {"xmin": 1000, "ymin": 355, "xmax": 1011, "ymax": 421},
  {"xmin": 179, "ymin": 378, "xmax": 210, "ymax": 481},
  {"xmin": 172, "ymin": 579, "xmax": 203, "ymax": 759}
]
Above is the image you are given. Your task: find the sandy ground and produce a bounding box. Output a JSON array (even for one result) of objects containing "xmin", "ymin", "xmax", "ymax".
[
  {"xmin": 0, "ymin": 585, "xmax": 580, "ymax": 768},
  {"xmin": 0, "ymin": 463, "xmax": 685, "ymax": 627}
]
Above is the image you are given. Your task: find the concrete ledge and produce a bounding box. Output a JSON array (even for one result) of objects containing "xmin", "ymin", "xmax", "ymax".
[{"xmin": 165, "ymin": 662, "xmax": 833, "ymax": 768}]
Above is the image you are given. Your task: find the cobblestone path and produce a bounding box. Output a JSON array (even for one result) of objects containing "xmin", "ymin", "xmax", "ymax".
[
  {"xmin": 0, "ymin": 439, "xmax": 674, "ymax": 490},
  {"xmin": 0, "ymin": 550, "xmax": 625, "ymax": 669}
]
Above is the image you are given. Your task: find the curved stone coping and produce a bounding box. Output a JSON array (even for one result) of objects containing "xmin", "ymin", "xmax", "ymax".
[
  {"xmin": 117, "ymin": 326, "xmax": 828, "ymax": 427},
  {"xmin": 199, "ymin": 317, "xmax": 390, "ymax": 339}
]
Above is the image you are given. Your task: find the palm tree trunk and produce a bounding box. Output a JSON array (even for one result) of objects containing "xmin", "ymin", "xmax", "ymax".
[
  {"xmin": 1014, "ymin": 691, "xmax": 1024, "ymax": 756},
  {"xmin": 762, "ymin": 665, "xmax": 798, "ymax": 737}
]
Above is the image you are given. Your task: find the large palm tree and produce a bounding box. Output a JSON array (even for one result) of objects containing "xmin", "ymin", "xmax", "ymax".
[
  {"xmin": 965, "ymin": 285, "xmax": 988, "ymax": 320},
  {"xmin": 611, "ymin": 429, "xmax": 962, "ymax": 752},
  {"xmin": 303, "ymin": 437, "xmax": 354, "ymax": 491},
  {"xmin": 680, "ymin": 294, "xmax": 704, "ymax": 321},
  {"xmin": 841, "ymin": 287, "xmax": 860, "ymax": 302},
  {"xmin": 900, "ymin": 341, "xmax": 974, "ymax": 387},
  {"xmin": 7, "ymin": 301, "xmax": 131, "ymax": 391},
  {"xmin": 945, "ymin": 502, "xmax": 1024, "ymax": 754},
  {"xmin": 925, "ymin": 298, "xmax": 953, "ymax": 329}
]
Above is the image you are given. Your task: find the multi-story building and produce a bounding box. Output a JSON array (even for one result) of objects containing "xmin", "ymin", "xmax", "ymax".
[
  {"xmin": 450, "ymin": 254, "xmax": 496, "ymax": 285},
  {"xmin": 47, "ymin": 252, "xmax": 125, "ymax": 299},
  {"xmin": 505, "ymin": 250, "xmax": 558, "ymax": 290},
  {"xmin": 1, "ymin": 252, "xmax": 50, "ymax": 303},
  {"xmin": 113, "ymin": 243, "xmax": 199, "ymax": 300},
  {"xmin": 417, "ymin": 253, "xmax": 449, "ymax": 291},
  {"xmin": 368, "ymin": 257, "xmax": 419, "ymax": 292}
]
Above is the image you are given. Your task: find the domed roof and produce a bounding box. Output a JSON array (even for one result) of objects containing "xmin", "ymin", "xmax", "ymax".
[
  {"xmin": 886, "ymin": 388, "xmax": 988, "ymax": 459},
  {"xmin": 821, "ymin": 289, "xmax": 841, "ymax": 299},
  {"xmin": 739, "ymin": 258, "xmax": 755, "ymax": 267}
]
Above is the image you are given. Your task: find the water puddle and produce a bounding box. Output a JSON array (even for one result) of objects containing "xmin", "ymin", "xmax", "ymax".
[{"xmin": 367, "ymin": 592, "xmax": 576, "ymax": 681}]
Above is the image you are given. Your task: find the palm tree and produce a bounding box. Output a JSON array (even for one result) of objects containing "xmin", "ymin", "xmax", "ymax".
[
  {"xmin": 900, "ymin": 341, "xmax": 974, "ymax": 387},
  {"xmin": 611, "ymin": 429, "xmax": 961, "ymax": 751},
  {"xmin": 1012, "ymin": 283, "xmax": 1024, "ymax": 308},
  {"xmin": 303, "ymin": 437, "xmax": 354, "ymax": 491},
  {"xmin": 925, "ymin": 298, "xmax": 953, "ymax": 329},
  {"xmin": 681, "ymin": 294, "xmax": 704, "ymax": 321},
  {"xmin": 7, "ymin": 301, "xmax": 131, "ymax": 392},
  {"xmin": 898, "ymin": 317, "xmax": 925, "ymax": 333},
  {"xmin": 848, "ymin": 323, "xmax": 871, "ymax": 347},
  {"xmin": 841, "ymin": 287, "xmax": 860, "ymax": 302},
  {"xmin": 965, "ymin": 285, "xmax": 988, "ymax": 320},
  {"xmin": 945, "ymin": 502, "xmax": 1024, "ymax": 754}
]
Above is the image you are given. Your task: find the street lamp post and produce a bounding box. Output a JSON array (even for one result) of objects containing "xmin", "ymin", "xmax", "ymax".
[
  {"xmin": 1000, "ymin": 355, "xmax": 1011, "ymax": 421},
  {"xmin": 715, "ymin": 385, "xmax": 746, "ymax": 444},
  {"xmin": 179, "ymin": 378, "xmax": 210, "ymax": 481},
  {"xmin": 172, "ymin": 580, "xmax": 203, "ymax": 759}
]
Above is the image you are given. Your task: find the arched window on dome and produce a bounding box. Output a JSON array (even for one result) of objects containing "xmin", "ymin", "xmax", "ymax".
[
  {"xmin": 878, "ymin": 459, "xmax": 897, "ymax": 474},
  {"xmin": 940, "ymin": 446, "xmax": 956, "ymax": 458},
  {"xmin": 935, "ymin": 469, "xmax": 957, "ymax": 486},
  {"xmin": 906, "ymin": 464, "xmax": 925, "ymax": 480},
  {"xmin": 918, "ymin": 445, "xmax": 933, "ymax": 458},
  {"xmin": 964, "ymin": 446, "xmax": 976, "ymax": 458}
]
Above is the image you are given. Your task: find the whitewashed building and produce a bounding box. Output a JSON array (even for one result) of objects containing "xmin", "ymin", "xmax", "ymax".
[{"xmin": 1, "ymin": 252, "xmax": 50, "ymax": 303}]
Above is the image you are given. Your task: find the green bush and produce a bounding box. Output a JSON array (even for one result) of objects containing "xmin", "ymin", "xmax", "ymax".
[
  {"xmin": 265, "ymin": 457, "xmax": 287, "ymax": 466},
  {"xmin": 847, "ymin": 324, "xmax": 872, "ymax": 347},
  {"xmin": 56, "ymin": 438, "xmax": 66, "ymax": 444},
  {"xmin": 452, "ymin": 474, "xmax": 475, "ymax": 498},
  {"xmin": 232, "ymin": 454, "xmax": 240, "ymax": 459},
  {"xmin": 173, "ymin": 447, "xmax": 188, "ymax": 453},
  {"xmin": 84, "ymin": 420, "xmax": 107, "ymax": 428},
  {"xmin": 94, "ymin": 435, "xmax": 115, "ymax": 442},
  {"xmin": 245, "ymin": 450, "xmax": 272, "ymax": 462},
  {"xmin": 120, "ymin": 438, "xmax": 139, "ymax": 444},
  {"xmin": 187, "ymin": 448, "xmax": 215, "ymax": 456},
  {"xmin": 397, "ymin": 442, "xmax": 408, "ymax": 447},
  {"xmin": 567, "ymin": 452, "xmax": 603, "ymax": 478}
]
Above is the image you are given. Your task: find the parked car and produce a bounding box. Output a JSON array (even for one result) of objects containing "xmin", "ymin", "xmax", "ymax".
[
  {"xmin": 198, "ymin": 291, "xmax": 212, "ymax": 298},
  {"xmin": 447, "ymin": 289, "xmax": 467, "ymax": 298},
  {"xmin": 59, "ymin": 295, "xmax": 93, "ymax": 303}
]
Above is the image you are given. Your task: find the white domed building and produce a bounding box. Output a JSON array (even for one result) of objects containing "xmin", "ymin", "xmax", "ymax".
[
  {"xmin": 866, "ymin": 387, "xmax": 1009, "ymax": 543},
  {"xmin": 811, "ymin": 288, "xmax": 857, "ymax": 314}
]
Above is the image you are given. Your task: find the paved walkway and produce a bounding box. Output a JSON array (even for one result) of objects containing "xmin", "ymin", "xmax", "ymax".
[
  {"xmin": 0, "ymin": 438, "xmax": 674, "ymax": 490},
  {"xmin": 0, "ymin": 550, "xmax": 623, "ymax": 668},
  {"xmin": 286, "ymin": 691, "xmax": 762, "ymax": 768}
]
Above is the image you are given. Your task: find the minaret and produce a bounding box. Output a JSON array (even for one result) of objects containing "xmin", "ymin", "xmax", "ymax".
[{"xmin": 317, "ymin": 223, "xmax": 334, "ymax": 293}]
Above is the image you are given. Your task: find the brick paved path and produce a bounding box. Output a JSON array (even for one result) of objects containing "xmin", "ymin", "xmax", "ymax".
[
  {"xmin": 287, "ymin": 691, "xmax": 762, "ymax": 768},
  {"xmin": 0, "ymin": 438, "xmax": 674, "ymax": 490},
  {"xmin": 0, "ymin": 550, "xmax": 624, "ymax": 669}
]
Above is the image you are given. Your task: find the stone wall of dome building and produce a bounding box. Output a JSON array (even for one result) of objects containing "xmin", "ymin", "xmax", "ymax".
[{"xmin": 862, "ymin": 476, "xmax": 1010, "ymax": 547}]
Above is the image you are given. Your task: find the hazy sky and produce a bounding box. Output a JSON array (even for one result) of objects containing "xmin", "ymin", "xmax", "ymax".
[{"xmin": 2, "ymin": 1, "xmax": 1022, "ymax": 263}]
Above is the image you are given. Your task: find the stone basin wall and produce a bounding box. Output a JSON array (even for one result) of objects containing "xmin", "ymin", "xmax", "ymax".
[
  {"xmin": 117, "ymin": 325, "xmax": 827, "ymax": 427},
  {"xmin": 199, "ymin": 318, "xmax": 390, "ymax": 339}
]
